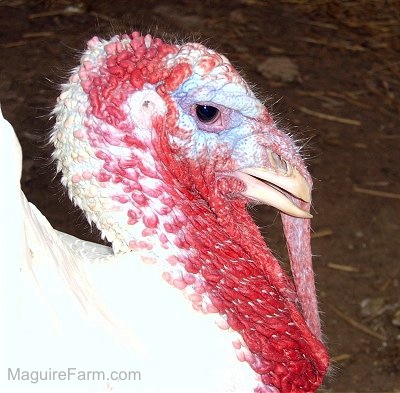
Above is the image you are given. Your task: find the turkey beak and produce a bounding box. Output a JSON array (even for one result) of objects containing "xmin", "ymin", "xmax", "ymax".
[{"xmin": 233, "ymin": 162, "xmax": 312, "ymax": 219}]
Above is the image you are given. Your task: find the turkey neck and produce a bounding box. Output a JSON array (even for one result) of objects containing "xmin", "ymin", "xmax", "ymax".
[{"xmin": 122, "ymin": 152, "xmax": 329, "ymax": 392}]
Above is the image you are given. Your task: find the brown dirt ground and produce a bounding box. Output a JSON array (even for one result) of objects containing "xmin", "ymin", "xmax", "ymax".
[{"xmin": 1, "ymin": 1, "xmax": 399, "ymax": 392}]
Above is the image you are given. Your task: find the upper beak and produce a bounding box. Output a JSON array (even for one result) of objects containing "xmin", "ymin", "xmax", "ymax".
[{"xmin": 232, "ymin": 161, "xmax": 312, "ymax": 219}]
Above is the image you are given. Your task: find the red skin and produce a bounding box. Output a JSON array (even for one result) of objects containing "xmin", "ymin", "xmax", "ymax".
[{"xmin": 65, "ymin": 32, "xmax": 329, "ymax": 392}]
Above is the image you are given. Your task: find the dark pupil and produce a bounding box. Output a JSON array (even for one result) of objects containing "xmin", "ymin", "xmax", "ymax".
[{"xmin": 196, "ymin": 105, "xmax": 219, "ymax": 123}]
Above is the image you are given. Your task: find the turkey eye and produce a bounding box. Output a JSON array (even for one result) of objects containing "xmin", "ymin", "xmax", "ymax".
[{"xmin": 195, "ymin": 105, "xmax": 220, "ymax": 123}]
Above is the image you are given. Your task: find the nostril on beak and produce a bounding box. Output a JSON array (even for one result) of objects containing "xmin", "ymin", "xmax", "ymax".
[{"xmin": 270, "ymin": 152, "xmax": 289, "ymax": 174}]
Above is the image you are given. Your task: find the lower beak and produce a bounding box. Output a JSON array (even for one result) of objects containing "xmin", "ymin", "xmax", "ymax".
[{"xmin": 232, "ymin": 166, "xmax": 312, "ymax": 219}]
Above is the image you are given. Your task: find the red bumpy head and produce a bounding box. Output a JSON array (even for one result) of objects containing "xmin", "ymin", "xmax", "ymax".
[{"xmin": 52, "ymin": 32, "xmax": 329, "ymax": 392}]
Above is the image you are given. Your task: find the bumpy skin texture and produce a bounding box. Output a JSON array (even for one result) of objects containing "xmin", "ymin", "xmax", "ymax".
[{"xmin": 52, "ymin": 32, "xmax": 329, "ymax": 392}]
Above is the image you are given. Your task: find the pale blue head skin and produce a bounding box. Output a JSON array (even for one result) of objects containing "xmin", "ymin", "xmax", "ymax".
[{"xmin": 168, "ymin": 67, "xmax": 303, "ymax": 180}]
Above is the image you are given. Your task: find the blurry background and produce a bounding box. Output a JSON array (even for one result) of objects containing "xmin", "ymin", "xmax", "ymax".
[{"xmin": 0, "ymin": 1, "xmax": 399, "ymax": 391}]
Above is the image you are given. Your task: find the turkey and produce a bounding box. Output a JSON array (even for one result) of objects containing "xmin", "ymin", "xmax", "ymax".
[{"xmin": 0, "ymin": 32, "xmax": 328, "ymax": 392}]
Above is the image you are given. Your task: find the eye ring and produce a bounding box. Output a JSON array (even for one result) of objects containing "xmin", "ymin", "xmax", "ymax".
[{"xmin": 195, "ymin": 105, "xmax": 220, "ymax": 124}]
